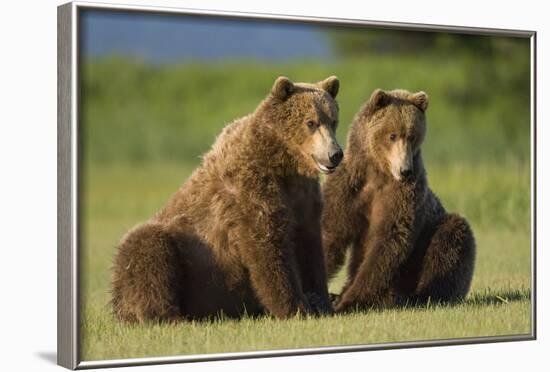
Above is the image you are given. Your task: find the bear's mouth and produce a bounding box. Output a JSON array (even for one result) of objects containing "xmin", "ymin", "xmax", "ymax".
[{"xmin": 312, "ymin": 156, "xmax": 337, "ymax": 174}]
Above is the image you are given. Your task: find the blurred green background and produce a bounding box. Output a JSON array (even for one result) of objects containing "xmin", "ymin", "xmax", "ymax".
[{"xmin": 79, "ymin": 9, "xmax": 532, "ymax": 361}]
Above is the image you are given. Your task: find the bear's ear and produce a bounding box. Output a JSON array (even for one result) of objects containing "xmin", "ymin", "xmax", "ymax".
[
  {"xmin": 318, "ymin": 76, "xmax": 340, "ymax": 99},
  {"xmin": 271, "ymin": 76, "xmax": 295, "ymax": 101},
  {"xmin": 410, "ymin": 91, "xmax": 429, "ymax": 112},
  {"xmin": 368, "ymin": 89, "xmax": 390, "ymax": 112}
]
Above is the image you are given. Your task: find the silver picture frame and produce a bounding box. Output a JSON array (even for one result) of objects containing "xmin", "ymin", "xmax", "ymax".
[{"xmin": 57, "ymin": 1, "xmax": 537, "ymax": 369}]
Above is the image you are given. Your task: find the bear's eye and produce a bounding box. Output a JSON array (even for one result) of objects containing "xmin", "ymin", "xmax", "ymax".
[
  {"xmin": 307, "ymin": 120, "xmax": 317, "ymax": 129},
  {"xmin": 389, "ymin": 133, "xmax": 397, "ymax": 141}
]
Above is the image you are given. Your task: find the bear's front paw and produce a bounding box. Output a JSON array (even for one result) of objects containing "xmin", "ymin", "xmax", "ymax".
[
  {"xmin": 305, "ymin": 292, "xmax": 333, "ymax": 315},
  {"xmin": 335, "ymin": 290, "xmax": 391, "ymax": 312},
  {"xmin": 295, "ymin": 296, "xmax": 313, "ymax": 316},
  {"xmin": 333, "ymin": 293, "xmax": 365, "ymax": 313},
  {"xmin": 329, "ymin": 292, "xmax": 341, "ymax": 307},
  {"xmin": 334, "ymin": 298, "xmax": 353, "ymax": 313}
]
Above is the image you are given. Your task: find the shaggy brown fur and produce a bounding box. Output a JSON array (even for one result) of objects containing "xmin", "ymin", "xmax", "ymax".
[
  {"xmin": 112, "ymin": 76, "xmax": 343, "ymax": 322},
  {"xmin": 322, "ymin": 89, "xmax": 476, "ymax": 312}
]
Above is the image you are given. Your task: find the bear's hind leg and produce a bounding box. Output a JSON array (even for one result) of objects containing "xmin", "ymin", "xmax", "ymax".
[
  {"xmin": 111, "ymin": 222, "xmax": 182, "ymax": 323},
  {"xmin": 412, "ymin": 213, "xmax": 476, "ymax": 304}
]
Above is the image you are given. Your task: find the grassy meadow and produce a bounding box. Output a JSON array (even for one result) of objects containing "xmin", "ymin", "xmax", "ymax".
[{"xmin": 79, "ymin": 45, "xmax": 532, "ymax": 361}]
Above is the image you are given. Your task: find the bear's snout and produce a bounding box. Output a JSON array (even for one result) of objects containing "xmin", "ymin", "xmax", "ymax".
[
  {"xmin": 329, "ymin": 148, "xmax": 344, "ymax": 167},
  {"xmin": 400, "ymin": 167, "xmax": 413, "ymax": 179}
]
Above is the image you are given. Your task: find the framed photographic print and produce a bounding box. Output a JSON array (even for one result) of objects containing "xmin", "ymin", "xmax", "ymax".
[{"xmin": 57, "ymin": 1, "xmax": 536, "ymax": 369}]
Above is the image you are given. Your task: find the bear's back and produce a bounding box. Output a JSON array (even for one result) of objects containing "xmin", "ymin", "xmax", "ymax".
[{"xmin": 152, "ymin": 115, "xmax": 253, "ymax": 225}]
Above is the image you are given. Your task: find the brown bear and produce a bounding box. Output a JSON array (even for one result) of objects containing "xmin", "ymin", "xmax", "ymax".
[
  {"xmin": 322, "ymin": 89, "xmax": 476, "ymax": 312},
  {"xmin": 111, "ymin": 76, "xmax": 343, "ymax": 322}
]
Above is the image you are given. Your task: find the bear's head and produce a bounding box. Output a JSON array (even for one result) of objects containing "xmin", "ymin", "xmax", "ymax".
[
  {"xmin": 259, "ymin": 76, "xmax": 343, "ymax": 175},
  {"xmin": 355, "ymin": 89, "xmax": 429, "ymax": 182}
]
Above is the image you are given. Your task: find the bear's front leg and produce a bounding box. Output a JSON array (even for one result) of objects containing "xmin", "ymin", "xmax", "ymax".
[
  {"xmin": 334, "ymin": 209, "xmax": 415, "ymax": 312},
  {"xmin": 242, "ymin": 239, "xmax": 311, "ymax": 318},
  {"xmin": 295, "ymin": 224, "xmax": 333, "ymax": 315},
  {"xmin": 239, "ymin": 205, "xmax": 312, "ymax": 319}
]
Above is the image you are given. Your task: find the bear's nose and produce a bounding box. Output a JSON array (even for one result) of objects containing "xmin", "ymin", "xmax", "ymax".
[
  {"xmin": 329, "ymin": 148, "xmax": 344, "ymax": 166},
  {"xmin": 400, "ymin": 168, "xmax": 413, "ymax": 178}
]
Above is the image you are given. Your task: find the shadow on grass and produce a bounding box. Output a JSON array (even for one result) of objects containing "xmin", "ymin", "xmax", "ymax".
[
  {"xmin": 464, "ymin": 288, "xmax": 531, "ymax": 306},
  {"xmin": 395, "ymin": 288, "xmax": 532, "ymax": 311},
  {"xmin": 329, "ymin": 288, "xmax": 531, "ymax": 315}
]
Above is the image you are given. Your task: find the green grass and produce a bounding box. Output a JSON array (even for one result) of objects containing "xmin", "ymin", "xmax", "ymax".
[
  {"xmin": 82, "ymin": 291, "xmax": 530, "ymax": 360},
  {"xmin": 78, "ymin": 53, "xmax": 531, "ymax": 361}
]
